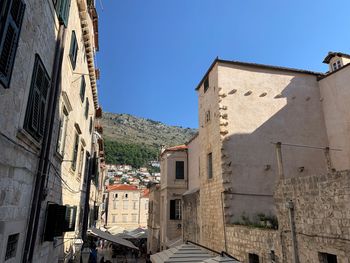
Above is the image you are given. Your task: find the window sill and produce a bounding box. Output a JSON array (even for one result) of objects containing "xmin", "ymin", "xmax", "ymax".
[{"xmin": 16, "ymin": 128, "xmax": 41, "ymax": 154}]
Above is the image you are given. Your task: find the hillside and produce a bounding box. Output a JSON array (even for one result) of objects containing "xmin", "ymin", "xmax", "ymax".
[{"xmin": 101, "ymin": 112, "xmax": 197, "ymax": 166}]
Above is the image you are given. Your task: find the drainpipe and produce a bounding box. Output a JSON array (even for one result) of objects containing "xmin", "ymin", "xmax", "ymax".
[
  {"xmin": 286, "ymin": 200, "xmax": 299, "ymax": 263},
  {"xmin": 22, "ymin": 24, "xmax": 66, "ymax": 263},
  {"xmin": 276, "ymin": 142, "xmax": 284, "ymax": 179},
  {"xmin": 324, "ymin": 147, "xmax": 333, "ymax": 173},
  {"xmin": 82, "ymin": 152, "xmax": 95, "ymax": 241},
  {"xmin": 221, "ymin": 191, "xmax": 228, "ymax": 252}
]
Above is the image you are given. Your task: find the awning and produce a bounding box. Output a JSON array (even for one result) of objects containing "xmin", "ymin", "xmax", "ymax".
[
  {"xmin": 150, "ymin": 243, "xmax": 240, "ymax": 263},
  {"xmin": 150, "ymin": 243, "xmax": 212, "ymax": 263},
  {"xmin": 87, "ymin": 227, "xmax": 138, "ymax": 250}
]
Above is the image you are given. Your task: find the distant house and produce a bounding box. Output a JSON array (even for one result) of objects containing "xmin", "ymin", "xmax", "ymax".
[{"xmin": 106, "ymin": 184, "xmax": 148, "ymax": 230}]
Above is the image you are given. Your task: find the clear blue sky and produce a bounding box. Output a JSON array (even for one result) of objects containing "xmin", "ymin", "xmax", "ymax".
[{"xmin": 96, "ymin": 0, "xmax": 350, "ymax": 128}]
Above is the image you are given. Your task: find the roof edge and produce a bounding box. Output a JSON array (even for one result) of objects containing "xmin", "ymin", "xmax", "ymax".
[{"xmin": 195, "ymin": 58, "xmax": 323, "ymax": 91}]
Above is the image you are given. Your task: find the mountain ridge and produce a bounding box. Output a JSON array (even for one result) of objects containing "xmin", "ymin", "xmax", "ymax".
[
  {"xmin": 101, "ymin": 112, "xmax": 198, "ymax": 166},
  {"xmin": 101, "ymin": 112, "xmax": 197, "ymax": 148}
]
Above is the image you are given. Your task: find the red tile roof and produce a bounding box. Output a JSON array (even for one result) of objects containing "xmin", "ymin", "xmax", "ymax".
[{"xmin": 107, "ymin": 184, "xmax": 138, "ymax": 191}]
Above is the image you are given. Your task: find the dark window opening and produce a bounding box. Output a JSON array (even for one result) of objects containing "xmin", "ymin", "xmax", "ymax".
[
  {"xmin": 175, "ymin": 161, "xmax": 184, "ymax": 179},
  {"xmin": 249, "ymin": 253, "xmax": 259, "ymax": 263},
  {"xmin": 204, "ymin": 76, "xmax": 209, "ymax": 93},
  {"xmin": 207, "ymin": 152, "xmax": 213, "ymax": 179},
  {"xmin": 319, "ymin": 252, "xmax": 338, "ymax": 263},
  {"xmin": 69, "ymin": 30, "xmax": 78, "ymax": 70},
  {"xmin": 170, "ymin": 199, "xmax": 181, "ymax": 220},
  {"xmin": 5, "ymin": 233, "xmax": 19, "ymax": 260},
  {"xmin": 85, "ymin": 98, "xmax": 89, "ymax": 119},
  {"xmin": 80, "ymin": 76, "xmax": 85, "ymax": 102},
  {"xmin": 71, "ymin": 133, "xmax": 79, "ymax": 171}
]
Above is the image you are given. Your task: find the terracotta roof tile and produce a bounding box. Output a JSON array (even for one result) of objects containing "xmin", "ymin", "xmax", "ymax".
[{"xmin": 107, "ymin": 184, "xmax": 138, "ymax": 191}]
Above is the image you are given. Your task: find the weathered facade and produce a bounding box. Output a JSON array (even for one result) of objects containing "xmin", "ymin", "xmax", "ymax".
[
  {"xmin": 159, "ymin": 145, "xmax": 188, "ymax": 249},
  {"xmin": 189, "ymin": 54, "xmax": 350, "ymax": 262},
  {"xmin": 0, "ymin": 0, "xmax": 103, "ymax": 262},
  {"xmin": 106, "ymin": 184, "xmax": 149, "ymax": 230},
  {"xmin": 147, "ymin": 184, "xmax": 161, "ymax": 254}
]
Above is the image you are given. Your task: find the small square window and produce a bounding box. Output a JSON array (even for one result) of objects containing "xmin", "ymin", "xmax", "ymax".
[{"xmin": 5, "ymin": 233, "xmax": 19, "ymax": 260}]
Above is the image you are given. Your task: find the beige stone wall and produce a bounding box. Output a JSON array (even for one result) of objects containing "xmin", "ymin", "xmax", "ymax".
[
  {"xmin": 275, "ymin": 170, "xmax": 350, "ymax": 262},
  {"xmin": 319, "ymin": 65, "xmax": 350, "ymax": 171},
  {"xmin": 159, "ymin": 150, "xmax": 188, "ymax": 249},
  {"xmin": 187, "ymin": 135, "xmax": 200, "ymax": 190},
  {"xmin": 217, "ymin": 62, "xmax": 328, "ymax": 222},
  {"xmin": 147, "ymin": 185, "xmax": 160, "ymax": 253},
  {"xmin": 107, "ymin": 189, "xmax": 141, "ymax": 230},
  {"xmin": 197, "ymin": 64, "xmax": 227, "ymax": 252},
  {"xmin": 139, "ymin": 197, "xmax": 149, "ymax": 228},
  {"xmin": 182, "ymin": 190, "xmax": 200, "ymax": 243},
  {"xmin": 226, "ymin": 225, "xmax": 280, "ymax": 262}
]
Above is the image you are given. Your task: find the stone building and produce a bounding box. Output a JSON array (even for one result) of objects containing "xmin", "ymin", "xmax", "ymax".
[
  {"xmin": 0, "ymin": 0, "xmax": 103, "ymax": 262},
  {"xmin": 106, "ymin": 184, "xmax": 149, "ymax": 230},
  {"xmin": 159, "ymin": 145, "xmax": 188, "ymax": 250},
  {"xmin": 147, "ymin": 183, "xmax": 161, "ymax": 254},
  {"xmin": 187, "ymin": 53, "xmax": 350, "ymax": 262},
  {"xmin": 139, "ymin": 188, "xmax": 150, "ymax": 228}
]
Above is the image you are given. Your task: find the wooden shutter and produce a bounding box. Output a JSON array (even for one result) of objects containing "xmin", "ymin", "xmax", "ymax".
[
  {"xmin": 71, "ymin": 134, "xmax": 79, "ymax": 171},
  {"xmin": 80, "ymin": 76, "xmax": 85, "ymax": 102},
  {"xmin": 0, "ymin": 0, "xmax": 25, "ymax": 88},
  {"xmin": 170, "ymin": 200, "xmax": 175, "ymax": 220},
  {"xmin": 24, "ymin": 55, "xmax": 50, "ymax": 140},
  {"xmin": 85, "ymin": 99, "xmax": 89, "ymax": 119},
  {"xmin": 69, "ymin": 31, "xmax": 77, "ymax": 69},
  {"xmin": 64, "ymin": 206, "xmax": 77, "ymax": 232},
  {"xmin": 44, "ymin": 204, "xmax": 66, "ymax": 241},
  {"xmin": 55, "ymin": 0, "xmax": 71, "ymax": 27},
  {"xmin": 59, "ymin": 0, "xmax": 70, "ymax": 27}
]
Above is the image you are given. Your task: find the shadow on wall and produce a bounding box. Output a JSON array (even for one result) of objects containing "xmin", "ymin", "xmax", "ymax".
[{"xmin": 220, "ymin": 75, "xmax": 331, "ymax": 225}]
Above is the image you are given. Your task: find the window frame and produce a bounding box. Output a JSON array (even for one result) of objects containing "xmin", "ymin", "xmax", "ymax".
[
  {"xmin": 170, "ymin": 199, "xmax": 182, "ymax": 220},
  {"xmin": 56, "ymin": 106, "xmax": 69, "ymax": 156},
  {"xmin": 207, "ymin": 152, "xmax": 213, "ymax": 179},
  {"xmin": 24, "ymin": 54, "xmax": 51, "ymax": 141},
  {"xmin": 69, "ymin": 30, "xmax": 78, "ymax": 70},
  {"xmin": 175, "ymin": 161, "xmax": 185, "ymax": 179},
  {"xmin": 5, "ymin": 233, "xmax": 19, "ymax": 260},
  {"xmin": 0, "ymin": 0, "xmax": 25, "ymax": 89},
  {"xmin": 71, "ymin": 133, "xmax": 79, "ymax": 171},
  {"xmin": 80, "ymin": 76, "xmax": 85, "ymax": 102}
]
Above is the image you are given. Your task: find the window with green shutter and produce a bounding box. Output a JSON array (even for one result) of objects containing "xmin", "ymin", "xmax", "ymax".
[
  {"xmin": 69, "ymin": 30, "xmax": 78, "ymax": 70},
  {"xmin": 24, "ymin": 55, "xmax": 50, "ymax": 141},
  {"xmin": 53, "ymin": 0, "xmax": 71, "ymax": 27},
  {"xmin": 0, "ymin": 0, "xmax": 25, "ymax": 88},
  {"xmin": 80, "ymin": 76, "xmax": 85, "ymax": 102},
  {"xmin": 85, "ymin": 98, "xmax": 89, "ymax": 119}
]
